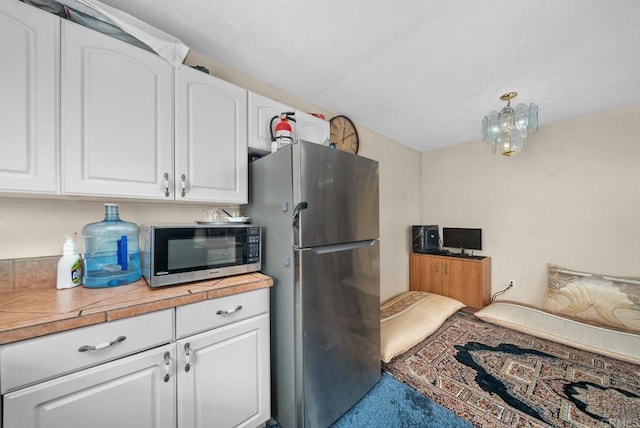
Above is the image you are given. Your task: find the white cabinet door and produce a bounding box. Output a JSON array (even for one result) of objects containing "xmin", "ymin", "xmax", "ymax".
[
  {"xmin": 61, "ymin": 20, "xmax": 173, "ymax": 199},
  {"xmin": 3, "ymin": 344, "xmax": 176, "ymax": 428},
  {"xmin": 296, "ymin": 110, "xmax": 330, "ymax": 145},
  {"xmin": 0, "ymin": 1, "xmax": 58, "ymax": 194},
  {"xmin": 175, "ymin": 66, "xmax": 248, "ymax": 203},
  {"xmin": 248, "ymin": 91, "xmax": 295, "ymax": 153},
  {"xmin": 177, "ymin": 314, "xmax": 270, "ymax": 428}
]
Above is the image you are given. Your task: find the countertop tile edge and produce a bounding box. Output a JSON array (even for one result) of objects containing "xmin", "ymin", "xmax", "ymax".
[
  {"xmin": 207, "ymin": 280, "xmax": 272, "ymax": 299},
  {"xmin": 103, "ymin": 293, "xmax": 207, "ymax": 322},
  {"xmin": 0, "ymin": 274, "xmax": 273, "ymax": 345}
]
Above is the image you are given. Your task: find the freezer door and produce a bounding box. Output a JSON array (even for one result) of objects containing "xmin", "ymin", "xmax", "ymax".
[
  {"xmin": 296, "ymin": 240, "xmax": 381, "ymax": 428},
  {"xmin": 294, "ymin": 141, "xmax": 379, "ymax": 248}
]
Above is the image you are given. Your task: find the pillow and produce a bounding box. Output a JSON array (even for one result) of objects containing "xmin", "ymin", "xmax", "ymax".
[
  {"xmin": 541, "ymin": 264, "xmax": 640, "ymax": 332},
  {"xmin": 380, "ymin": 291, "xmax": 464, "ymax": 363}
]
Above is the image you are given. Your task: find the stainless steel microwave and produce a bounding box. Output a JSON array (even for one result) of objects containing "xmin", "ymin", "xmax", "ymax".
[{"xmin": 142, "ymin": 224, "xmax": 261, "ymax": 287}]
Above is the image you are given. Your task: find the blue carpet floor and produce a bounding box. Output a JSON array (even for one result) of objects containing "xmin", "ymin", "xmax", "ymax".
[
  {"xmin": 330, "ymin": 371, "xmax": 472, "ymax": 427},
  {"xmin": 270, "ymin": 371, "xmax": 472, "ymax": 427}
]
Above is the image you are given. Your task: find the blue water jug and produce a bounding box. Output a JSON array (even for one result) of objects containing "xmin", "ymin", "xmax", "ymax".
[{"xmin": 82, "ymin": 203, "xmax": 142, "ymax": 287}]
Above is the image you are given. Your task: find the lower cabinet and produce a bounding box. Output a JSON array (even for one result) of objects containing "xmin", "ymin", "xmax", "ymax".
[
  {"xmin": 0, "ymin": 289, "xmax": 271, "ymax": 428},
  {"xmin": 177, "ymin": 314, "xmax": 270, "ymax": 428},
  {"xmin": 3, "ymin": 344, "xmax": 176, "ymax": 428},
  {"xmin": 176, "ymin": 288, "xmax": 271, "ymax": 428},
  {"xmin": 410, "ymin": 253, "xmax": 491, "ymax": 309}
]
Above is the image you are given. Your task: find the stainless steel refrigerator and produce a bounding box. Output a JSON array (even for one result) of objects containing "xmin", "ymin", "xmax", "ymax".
[{"xmin": 246, "ymin": 140, "xmax": 380, "ymax": 428}]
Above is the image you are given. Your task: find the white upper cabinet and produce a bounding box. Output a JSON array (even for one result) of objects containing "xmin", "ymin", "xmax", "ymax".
[
  {"xmin": 295, "ymin": 110, "xmax": 330, "ymax": 145},
  {"xmin": 0, "ymin": 1, "xmax": 59, "ymax": 194},
  {"xmin": 61, "ymin": 20, "xmax": 247, "ymax": 203},
  {"xmin": 61, "ymin": 20, "xmax": 174, "ymax": 199},
  {"xmin": 175, "ymin": 66, "xmax": 248, "ymax": 203},
  {"xmin": 248, "ymin": 91, "xmax": 330, "ymax": 154},
  {"xmin": 248, "ymin": 91, "xmax": 295, "ymax": 153}
]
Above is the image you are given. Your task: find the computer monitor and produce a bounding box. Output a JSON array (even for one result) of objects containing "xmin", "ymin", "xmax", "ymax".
[{"xmin": 442, "ymin": 227, "xmax": 482, "ymax": 251}]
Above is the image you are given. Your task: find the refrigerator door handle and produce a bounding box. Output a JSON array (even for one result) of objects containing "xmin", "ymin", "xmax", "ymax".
[
  {"xmin": 292, "ymin": 201, "xmax": 308, "ymax": 228},
  {"xmin": 311, "ymin": 239, "xmax": 376, "ymax": 254}
]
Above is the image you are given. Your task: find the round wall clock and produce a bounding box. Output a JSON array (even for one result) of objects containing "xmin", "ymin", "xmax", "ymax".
[{"xmin": 330, "ymin": 115, "xmax": 359, "ymax": 154}]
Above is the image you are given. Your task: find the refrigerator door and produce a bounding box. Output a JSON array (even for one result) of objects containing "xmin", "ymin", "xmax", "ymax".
[
  {"xmin": 296, "ymin": 240, "xmax": 381, "ymax": 428},
  {"xmin": 293, "ymin": 141, "xmax": 379, "ymax": 248}
]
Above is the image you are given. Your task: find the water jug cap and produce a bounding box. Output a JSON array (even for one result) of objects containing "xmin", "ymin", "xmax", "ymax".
[{"xmin": 104, "ymin": 203, "xmax": 120, "ymax": 220}]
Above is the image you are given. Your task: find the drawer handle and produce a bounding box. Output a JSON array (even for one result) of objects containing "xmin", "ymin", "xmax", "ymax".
[
  {"xmin": 216, "ymin": 305, "xmax": 243, "ymax": 315},
  {"xmin": 78, "ymin": 335, "xmax": 127, "ymax": 352}
]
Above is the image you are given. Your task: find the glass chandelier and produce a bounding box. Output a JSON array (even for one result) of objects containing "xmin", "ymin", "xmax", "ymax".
[{"xmin": 482, "ymin": 92, "xmax": 538, "ymax": 157}]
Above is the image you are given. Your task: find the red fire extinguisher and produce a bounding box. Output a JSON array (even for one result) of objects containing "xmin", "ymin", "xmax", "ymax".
[{"xmin": 270, "ymin": 112, "xmax": 296, "ymax": 152}]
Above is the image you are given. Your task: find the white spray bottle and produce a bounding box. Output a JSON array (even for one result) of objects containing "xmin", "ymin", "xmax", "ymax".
[{"xmin": 57, "ymin": 236, "xmax": 82, "ymax": 289}]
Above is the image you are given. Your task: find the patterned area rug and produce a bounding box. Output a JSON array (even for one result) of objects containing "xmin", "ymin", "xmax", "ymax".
[{"xmin": 383, "ymin": 312, "xmax": 640, "ymax": 427}]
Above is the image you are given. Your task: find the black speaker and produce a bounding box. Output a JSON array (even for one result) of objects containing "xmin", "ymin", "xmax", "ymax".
[{"xmin": 412, "ymin": 225, "xmax": 440, "ymax": 253}]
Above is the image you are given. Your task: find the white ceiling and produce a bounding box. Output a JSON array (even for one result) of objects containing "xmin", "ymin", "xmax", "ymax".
[{"xmin": 98, "ymin": 0, "xmax": 640, "ymax": 152}]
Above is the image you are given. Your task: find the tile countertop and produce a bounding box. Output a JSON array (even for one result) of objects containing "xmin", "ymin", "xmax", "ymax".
[{"xmin": 0, "ymin": 273, "xmax": 273, "ymax": 345}]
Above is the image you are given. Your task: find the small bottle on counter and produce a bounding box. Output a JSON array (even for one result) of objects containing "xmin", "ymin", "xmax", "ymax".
[{"xmin": 57, "ymin": 236, "xmax": 82, "ymax": 289}]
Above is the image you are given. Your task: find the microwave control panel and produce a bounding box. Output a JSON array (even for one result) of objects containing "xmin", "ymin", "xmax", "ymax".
[{"xmin": 247, "ymin": 226, "xmax": 261, "ymax": 263}]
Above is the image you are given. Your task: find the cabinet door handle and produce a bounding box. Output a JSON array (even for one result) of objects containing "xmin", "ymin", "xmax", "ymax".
[
  {"xmin": 78, "ymin": 335, "xmax": 126, "ymax": 352},
  {"xmin": 435, "ymin": 262, "xmax": 439, "ymax": 273},
  {"xmin": 184, "ymin": 343, "xmax": 192, "ymax": 373},
  {"xmin": 180, "ymin": 174, "xmax": 187, "ymax": 197},
  {"xmin": 163, "ymin": 172, "xmax": 171, "ymax": 197},
  {"xmin": 163, "ymin": 351, "xmax": 172, "ymax": 382},
  {"xmin": 216, "ymin": 305, "xmax": 243, "ymax": 315},
  {"xmin": 444, "ymin": 263, "xmax": 448, "ymax": 274}
]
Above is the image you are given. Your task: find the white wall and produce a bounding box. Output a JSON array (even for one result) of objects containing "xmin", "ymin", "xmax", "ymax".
[
  {"xmin": 421, "ymin": 105, "xmax": 640, "ymax": 305},
  {"xmin": 0, "ymin": 199, "xmax": 223, "ymax": 258},
  {"xmin": 358, "ymin": 128, "xmax": 422, "ymax": 302},
  {"xmin": 0, "ymin": 50, "xmax": 423, "ymax": 302}
]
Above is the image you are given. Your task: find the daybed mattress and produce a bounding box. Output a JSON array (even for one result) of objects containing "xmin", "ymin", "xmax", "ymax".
[{"xmin": 475, "ymin": 301, "xmax": 640, "ymax": 365}]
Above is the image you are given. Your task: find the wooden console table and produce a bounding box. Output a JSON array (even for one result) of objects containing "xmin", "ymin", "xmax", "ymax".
[{"xmin": 409, "ymin": 253, "xmax": 491, "ymax": 309}]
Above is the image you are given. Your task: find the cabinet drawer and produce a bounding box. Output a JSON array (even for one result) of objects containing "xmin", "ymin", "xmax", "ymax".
[
  {"xmin": 176, "ymin": 288, "xmax": 269, "ymax": 338},
  {"xmin": 0, "ymin": 309, "xmax": 174, "ymax": 393},
  {"xmin": 3, "ymin": 344, "xmax": 176, "ymax": 428}
]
